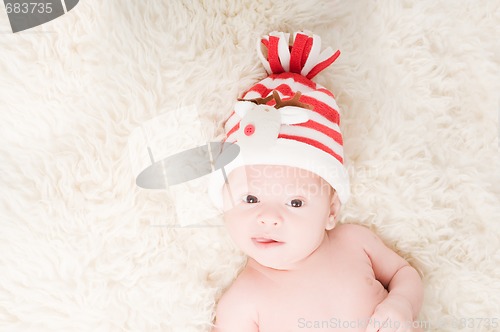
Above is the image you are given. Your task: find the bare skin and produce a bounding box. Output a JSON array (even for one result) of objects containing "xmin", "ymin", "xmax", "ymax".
[{"xmin": 212, "ymin": 166, "xmax": 423, "ymax": 332}]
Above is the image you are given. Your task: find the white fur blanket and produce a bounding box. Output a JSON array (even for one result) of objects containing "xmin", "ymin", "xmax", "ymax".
[{"xmin": 1, "ymin": 1, "xmax": 499, "ymax": 331}]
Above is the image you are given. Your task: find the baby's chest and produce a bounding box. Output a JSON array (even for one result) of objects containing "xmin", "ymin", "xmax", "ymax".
[{"xmin": 256, "ymin": 253, "xmax": 387, "ymax": 332}]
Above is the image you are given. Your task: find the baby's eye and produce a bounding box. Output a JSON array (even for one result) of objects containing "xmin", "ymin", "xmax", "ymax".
[
  {"xmin": 287, "ymin": 199, "xmax": 304, "ymax": 208},
  {"xmin": 242, "ymin": 195, "xmax": 259, "ymax": 204}
]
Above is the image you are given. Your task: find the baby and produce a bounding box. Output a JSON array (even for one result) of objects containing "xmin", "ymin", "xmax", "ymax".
[{"xmin": 209, "ymin": 32, "xmax": 423, "ymax": 332}]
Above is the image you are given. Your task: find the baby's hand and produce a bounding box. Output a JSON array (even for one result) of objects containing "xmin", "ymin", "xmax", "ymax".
[{"xmin": 365, "ymin": 294, "xmax": 415, "ymax": 332}]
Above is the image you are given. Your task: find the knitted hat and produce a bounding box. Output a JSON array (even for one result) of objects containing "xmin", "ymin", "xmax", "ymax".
[{"xmin": 209, "ymin": 31, "xmax": 349, "ymax": 209}]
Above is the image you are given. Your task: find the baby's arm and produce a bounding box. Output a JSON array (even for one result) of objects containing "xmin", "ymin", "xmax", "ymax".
[
  {"xmin": 344, "ymin": 224, "xmax": 424, "ymax": 331},
  {"xmin": 211, "ymin": 279, "xmax": 259, "ymax": 332}
]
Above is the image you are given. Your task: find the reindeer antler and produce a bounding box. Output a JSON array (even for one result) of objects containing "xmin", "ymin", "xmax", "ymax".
[
  {"xmin": 272, "ymin": 91, "xmax": 313, "ymax": 110},
  {"xmin": 237, "ymin": 94, "xmax": 274, "ymax": 105},
  {"xmin": 237, "ymin": 91, "xmax": 313, "ymax": 110}
]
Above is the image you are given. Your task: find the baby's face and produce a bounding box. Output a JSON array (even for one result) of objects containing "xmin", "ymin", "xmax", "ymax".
[{"xmin": 222, "ymin": 165, "xmax": 337, "ymax": 270}]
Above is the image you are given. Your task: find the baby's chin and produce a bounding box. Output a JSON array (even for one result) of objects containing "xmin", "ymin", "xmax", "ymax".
[
  {"xmin": 254, "ymin": 259, "xmax": 289, "ymax": 270},
  {"xmin": 248, "ymin": 253, "xmax": 300, "ymax": 271}
]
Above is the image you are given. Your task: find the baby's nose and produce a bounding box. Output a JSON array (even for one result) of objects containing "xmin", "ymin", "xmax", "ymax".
[
  {"xmin": 258, "ymin": 219, "xmax": 282, "ymax": 227},
  {"xmin": 257, "ymin": 204, "xmax": 283, "ymax": 227},
  {"xmin": 258, "ymin": 213, "xmax": 283, "ymax": 227}
]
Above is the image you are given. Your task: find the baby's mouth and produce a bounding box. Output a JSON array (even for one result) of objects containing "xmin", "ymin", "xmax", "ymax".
[
  {"xmin": 251, "ymin": 237, "xmax": 284, "ymax": 247},
  {"xmin": 253, "ymin": 237, "xmax": 278, "ymax": 243}
]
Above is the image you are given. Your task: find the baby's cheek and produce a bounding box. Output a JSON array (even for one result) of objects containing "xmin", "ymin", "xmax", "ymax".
[
  {"xmin": 226, "ymin": 223, "xmax": 253, "ymax": 251},
  {"xmin": 223, "ymin": 210, "xmax": 239, "ymax": 225},
  {"xmin": 224, "ymin": 212, "xmax": 247, "ymax": 231}
]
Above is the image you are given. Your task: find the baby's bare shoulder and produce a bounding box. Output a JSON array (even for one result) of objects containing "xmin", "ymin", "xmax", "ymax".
[
  {"xmin": 328, "ymin": 223, "xmax": 384, "ymax": 250},
  {"xmin": 330, "ymin": 223, "xmax": 376, "ymax": 240},
  {"xmin": 218, "ymin": 266, "xmax": 262, "ymax": 304},
  {"xmin": 213, "ymin": 267, "xmax": 260, "ymax": 330}
]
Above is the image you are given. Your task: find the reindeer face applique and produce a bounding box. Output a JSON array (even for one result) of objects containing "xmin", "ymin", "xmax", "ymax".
[{"xmin": 234, "ymin": 91, "xmax": 311, "ymax": 152}]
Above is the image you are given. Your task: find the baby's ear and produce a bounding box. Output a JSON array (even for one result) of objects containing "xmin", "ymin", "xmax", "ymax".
[{"xmin": 326, "ymin": 190, "xmax": 341, "ymax": 230}]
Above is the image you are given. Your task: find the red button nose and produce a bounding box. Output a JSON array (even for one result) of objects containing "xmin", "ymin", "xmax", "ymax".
[{"xmin": 244, "ymin": 124, "xmax": 255, "ymax": 136}]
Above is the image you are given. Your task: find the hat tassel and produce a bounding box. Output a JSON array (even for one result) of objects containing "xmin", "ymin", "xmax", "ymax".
[{"xmin": 257, "ymin": 31, "xmax": 340, "ymax": 80}]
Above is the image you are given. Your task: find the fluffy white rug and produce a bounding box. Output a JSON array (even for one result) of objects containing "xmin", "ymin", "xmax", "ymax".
[{"xmin": 1, "ymin": 1, "xmax": 499, "ymax": 331}]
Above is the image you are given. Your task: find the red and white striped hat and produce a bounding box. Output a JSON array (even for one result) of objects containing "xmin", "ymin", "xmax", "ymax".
[{"xmin": 209, "ymin": 31, "xmax": 349, "ymax": 209}]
